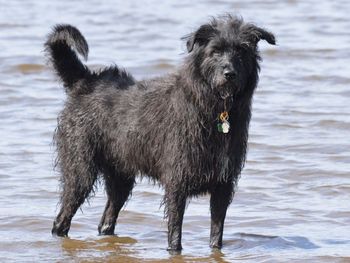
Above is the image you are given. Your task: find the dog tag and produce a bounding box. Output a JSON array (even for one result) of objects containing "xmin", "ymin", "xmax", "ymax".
[
  {"xmin": 218, "ymin": 111, "xmax": 230, "ymax": 134},
  {"xmin": 222, "ymin": 120, "xmax": 230, "ymax": 133},
  {"xmin": 217, "ymin": 123, "xmax": 223, "ymax": 133}
]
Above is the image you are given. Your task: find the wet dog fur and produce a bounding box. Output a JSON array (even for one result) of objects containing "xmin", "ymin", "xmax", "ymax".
[{"xmin": 45, "ymin": 14, "xmax": 275, "ymax": 251}]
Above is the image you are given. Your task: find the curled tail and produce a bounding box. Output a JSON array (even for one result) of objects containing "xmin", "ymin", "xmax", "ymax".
[{"xmin": 45, "ymin": 24, "xmax": 91, "ymax": 93}]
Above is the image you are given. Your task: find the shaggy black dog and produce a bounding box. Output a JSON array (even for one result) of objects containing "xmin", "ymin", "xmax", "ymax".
[{"xmin": 46, "ymin": 15, "xmax": 275, "ymax": 251}]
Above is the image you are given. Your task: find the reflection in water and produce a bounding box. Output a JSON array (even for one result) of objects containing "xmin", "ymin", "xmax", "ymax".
[
  {"xmin": 14, "ymin": 64, "xmax": 45, "ymax": 74},
  {"xmin": 61, "ymin": 236, "xmax": 136, "ymax": 261},
  {"xmin": 1, "ymin": 0, "xmax": 350, "ymax": 262},
  {"xmin": 59, "ymin": 236, "xmax": 232, "ymax": 262}
]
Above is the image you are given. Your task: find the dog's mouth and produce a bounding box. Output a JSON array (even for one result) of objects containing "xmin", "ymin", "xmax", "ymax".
[
  {"xmin": 218, "ymin": 88, "xmax": 232, "ymax": 99},
  {"xmin": 217, "ymin": 81, "xmax": 238, "ymax": 99},
  {"xmin": 211, "ymin": 74, "xmax": 240, "ymax": 99}
]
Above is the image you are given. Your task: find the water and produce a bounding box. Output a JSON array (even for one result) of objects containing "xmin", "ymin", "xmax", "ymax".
[{"xmin": 1, "ymin": 0, "xmax": 350, "ymax": 262}]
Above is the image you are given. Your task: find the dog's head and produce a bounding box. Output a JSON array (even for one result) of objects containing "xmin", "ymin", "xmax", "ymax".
[{"xmin": 184, "ymin": 15, "xmax": 276, "ymax": 98}]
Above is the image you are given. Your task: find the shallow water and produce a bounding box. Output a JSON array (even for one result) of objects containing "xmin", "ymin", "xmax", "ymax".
[{"xmin": 1, "ymin": 0, "xmax": 350, "ymax": 262}]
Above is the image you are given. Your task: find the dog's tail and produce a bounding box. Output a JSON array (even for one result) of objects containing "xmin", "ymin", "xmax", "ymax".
[{"xmin": 45, "ymin": 24, "xmax": 91, "ymax": 93}]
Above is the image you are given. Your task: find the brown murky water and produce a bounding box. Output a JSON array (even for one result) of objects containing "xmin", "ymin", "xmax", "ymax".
[{"xmin": 1, "ymin": 1, "xmax": 350, "ymax": 262}]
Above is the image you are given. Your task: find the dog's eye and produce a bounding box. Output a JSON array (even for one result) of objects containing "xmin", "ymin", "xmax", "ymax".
[
  {"xmin": 211, "ymin": 49, "xmax": 221, "ymax": 56},
  {"xmin": 236, "ymin": 46, "xmax": 247, "ymax": 54},
  {"xmin": 233, "ymin": 47, "xmax": 246, "ymax": 58}
]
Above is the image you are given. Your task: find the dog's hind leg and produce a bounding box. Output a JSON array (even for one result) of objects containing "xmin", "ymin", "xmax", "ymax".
[
  {"xmin": 209, "ymin": 183, "xmax": 234, "ymax": 249},
  {"xmin": 52, "ymin": 156, "xmax": 98, "ymax": 237},
  {"xmin": 98, "ymin": 171, "xmax": 135, "ymax": 235}
]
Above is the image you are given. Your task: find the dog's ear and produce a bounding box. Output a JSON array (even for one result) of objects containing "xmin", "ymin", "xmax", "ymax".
[
  {"xmin": 185, "ymin": 24, "xmax": 217, "ymax": 53},
  {"xmin": 255, "ymin": 27, "xmax": 276, "ymax": 45},
  {"xmin": 243, "ymin": 25, "xmax": 276, "ymax": 46}
]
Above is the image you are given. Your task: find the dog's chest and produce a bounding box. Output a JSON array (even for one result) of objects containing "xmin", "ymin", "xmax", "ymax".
[
  {"xmin": 192, "ymin": 133, "xmax": 233, "ymax": 184},
  {"xmin": 211, "ymin": 136, "xmax": 231, "ymax": 182}
]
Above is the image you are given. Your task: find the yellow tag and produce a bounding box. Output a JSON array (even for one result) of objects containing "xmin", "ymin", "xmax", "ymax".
[{"xmin": 220, "ymin": 111, "xmax": 229, "ymax": 122}]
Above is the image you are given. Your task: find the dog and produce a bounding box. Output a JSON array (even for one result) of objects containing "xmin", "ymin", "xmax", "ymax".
[{"xmin": 45, "ymin": 14, "xmax": 275, "ymax": 251}]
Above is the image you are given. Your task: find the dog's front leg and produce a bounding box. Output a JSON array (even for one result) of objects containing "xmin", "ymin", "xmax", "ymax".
[
  {"xmin": 165, "ymin": 188, "xmax": 186, "ymax": 252},
  {"xmin": 210, "ymin": 183, "xmax": 233, "ymax": 249}
]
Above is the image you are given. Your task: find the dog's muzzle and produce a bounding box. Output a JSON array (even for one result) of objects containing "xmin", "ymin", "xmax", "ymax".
[{"xmin": 218, "ymin": 84, "xmax": 235, "ymax": 99}]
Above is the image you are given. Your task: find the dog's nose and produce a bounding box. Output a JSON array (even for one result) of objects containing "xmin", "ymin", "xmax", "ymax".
[{"xmin": 224, "ymin": 69, "xmax": 237, "ymax": 80}]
